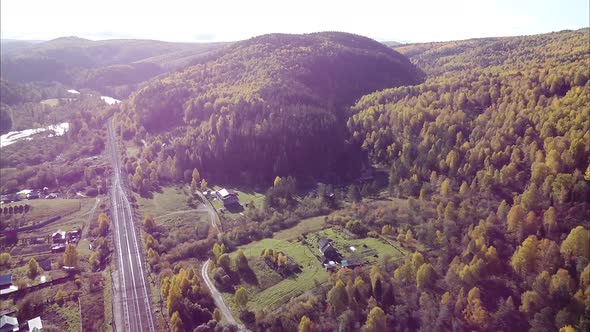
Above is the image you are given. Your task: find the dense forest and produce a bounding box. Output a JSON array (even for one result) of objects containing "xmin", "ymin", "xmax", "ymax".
[
  {"xmin": 297, "ymin": 28, "xmax": 589, "ymax": 331},
  {"xmin": 115, "ymin": 32, "xmax": 424, "ymax": 193}
]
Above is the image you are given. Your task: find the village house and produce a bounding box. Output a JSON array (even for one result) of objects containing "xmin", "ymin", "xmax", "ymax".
[
  {"xmin": 51, "ymin": 230, "xmax": 66, "ymax": 244},
  {"xmin": 0, "ymin": 315, "xmax": 19, "ymax": 332},
  {"xmin": 317, "ymin": 237, "xmax": 341, "ymax": 266},
  {"xmin": 215, "ymin": 189, "xmax": 239, "ymax": 207}
]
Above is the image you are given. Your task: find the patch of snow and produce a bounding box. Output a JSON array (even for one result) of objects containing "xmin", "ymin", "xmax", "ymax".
[
  {"xmin": 17, "ymin": 189, "xmax": 32, "ymax": 195},
  {"xmin": 349, "ymin": 246, "xmax": 357, "ymax": 252},
  {"xmin": 100, "ymin": 96, "xmax": 121, "ymax": 105},
  {"xmin": 67, "ymin": 89, "xmax": 80, "ymax": 94},
  {"xmin": 0, "ymin": 122, "xmax": 69, "ymax": 148},
  {"xmin": 40, "ymin": 276, "xmax": 47, "ymax": 283}
]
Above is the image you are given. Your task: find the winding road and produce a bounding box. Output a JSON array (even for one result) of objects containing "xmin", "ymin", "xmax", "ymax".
[
  {"xmin": 107, "ymin": 119, "xmax": 156, "ymax": 332},
  {"xmin": 201, "ymin": 260, "xmax": 237, "ymax": 326},
  {"xmin": 196, "ymin": 191, "xmax": 245, "ymax": 330}
]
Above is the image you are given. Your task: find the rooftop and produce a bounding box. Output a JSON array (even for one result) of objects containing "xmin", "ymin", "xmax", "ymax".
[
  {"xmin": 0, "ymin": 315, "xmax": 18, "ymax": 331},
  {"xmin": 52, "ymin": 230, "xmax": 66, "ymax": 238},
  {"xmin": 28, "ymin": 317, "xmax": 43, "ymax": 332},
  {"xmin": 0, "ymin": 275, "xmax": 12, "ymax": 286}
]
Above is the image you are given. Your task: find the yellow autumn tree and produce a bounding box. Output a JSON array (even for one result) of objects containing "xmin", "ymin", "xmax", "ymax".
[
  {"xmin": 463, "ymin": 287, "xmax": 489, "ymax": 329},
  {"xmin": 298, "ymin": 315, "xmax": 312, "ymax": 332}
]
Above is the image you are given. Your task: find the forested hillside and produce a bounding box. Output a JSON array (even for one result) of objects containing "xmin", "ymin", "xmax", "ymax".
[
  {"xmin": 330, "ymin": 28, "xmax": 590, "ymax": 331},
  {"xmin": 116, "ymin": 32, "xmax": 424, "ymax": 192},
  {"xmin": 0, "ymin": 37, "xmax": 224, "ymax": 98}
]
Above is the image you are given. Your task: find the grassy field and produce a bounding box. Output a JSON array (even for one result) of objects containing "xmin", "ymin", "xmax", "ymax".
[
  {"xmin": 40, "ymin": 198, "xmax": 97, "ymax": 235},
  {"xmin": 40, "ymin": 98, "xmax": 61, "ymax": 106},
  {"xmin": 49, "ymin": 301, "xmax": 81, "ymax": 331},
  {"xmin": 103, "ymin": 269, "xmax": 114, "ymax": 332},
  {"xmin": 136, "ymin": 186, "xmax": 194, "ymax": 216},
  {"xmin": 224, "ymin": 219, "xmax": 410, "ymax": 313},
  {"xmin": 231, "ymin": 237, "xmax": 329, "ymax": 311},
  {"xmin": 40, "ymin": 98, "xmax": 75, "ymax": 106},
  {"xmin": 1, "ymin": 199, "xmax": 82, "ymax": 228},
  {"xmin": 272, "ymin": 215, "xmax": 327, "ymax": 241},
  {"xmin": 135, "ymin": 186, "xmax": 210, "ymax": 235},
  {"xmin": 307, "ymin": 228, "xmax": 410, "ymax": 264},
  {"xmin": 1, "ymin": 198, "xmax": 98, "ymax": 241}
]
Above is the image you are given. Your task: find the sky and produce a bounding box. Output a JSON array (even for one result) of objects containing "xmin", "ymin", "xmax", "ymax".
[{"xmin": 1, "ymin": 0, "xmax": 588, "ymax": 43}]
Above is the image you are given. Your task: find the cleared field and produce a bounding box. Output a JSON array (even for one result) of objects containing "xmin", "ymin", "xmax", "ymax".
[
  {"xmin": 136, "ymin": 186, "xmax": 194, "ymax": 216},
  {"xmin": 39, "ymin": 198, "xmax": 97, "ymax": 235},
  {"xmin": 232, "ymin": 237, "xmax": 329, "ymax": 311},
  {"xmin": 135, "ymin": 186, "xmax": 209, "ymax": 232},
  {"xmin": 1, "ymin": 198, "xmax": 97, "ymax": 238},
  {"xmin": 272, "ymin": 215, "xmax": 327, "ymax": 241},
  {"xmin": 225, "ymin": 221, "xmax": 410, "ymax": 313},
  {"xmin": 40, "ymin": 98, "xmax": 61, "ymax": 106},
  {"xmin": 1, "ymin": 199, "xmax": 81, "ymax": 226},
  {"xmin": 307, "ymin": 228, "xmax": 409, "ymax": 264}
]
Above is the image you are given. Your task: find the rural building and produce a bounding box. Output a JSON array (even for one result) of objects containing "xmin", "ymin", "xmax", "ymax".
[
  {"xmin": 45, "ymin": 193, "xmax": 58, "ymax": 199},
  {"xmin": 341, "ymin": 258, "xmax": 364, "ymax": 268},
  {"xmin": 0, "ymin": 194, "xmax": 19, "ymax": 204},
  {"xmin": 215, "ymin": 189, "xmax": 239, "ymax": 207},
  {"xmin": 51, "ymin": 230, "xmax": 66, "ymax": 243},
  {"xmin": 66, "ymin": 230, "xmax": 81, "ymax": 243},
  {"xmin": 51, "ymin": 244, "xmax": 66, "ymax": 253},
  {"xmin": 0, "ymin": 315, "xmax": 19, "ymax": 332},
  {"xmin": 320, "ymin": 256, "xmax": 338, "ymax": 271},
  {"xmin": 26, "ymin": 191, "xmax": 40, "ymax": 200},
  {"xmin": 0, "ymin": 275, "xmax": 12, "ymax": 290},
  {"xmin": 27, "ymin": 317, "xmax": 43, "ymax": 332},
  {"xmin": 318, "ymin": 237, "xmax": 341, "ymax": 262}
]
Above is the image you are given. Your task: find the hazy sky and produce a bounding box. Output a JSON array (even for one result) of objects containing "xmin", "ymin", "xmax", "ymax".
[{"xmin": 1, "ymin": 0, "xmax": 588, "ymax": 43}]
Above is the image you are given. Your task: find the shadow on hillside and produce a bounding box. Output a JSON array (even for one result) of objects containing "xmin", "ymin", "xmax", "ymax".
[
  {"xmin": 225, "ymin": 203, "xmax": 244, "ymax": 214},
  {"xmin": 240, "ymin": 266, "xmax": 259, "ymax": 286}
]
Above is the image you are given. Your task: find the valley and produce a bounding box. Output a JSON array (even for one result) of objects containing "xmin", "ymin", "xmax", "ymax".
[{"xmin": 0, "ymin": 27, "xmax": 589, "ymax": 332}]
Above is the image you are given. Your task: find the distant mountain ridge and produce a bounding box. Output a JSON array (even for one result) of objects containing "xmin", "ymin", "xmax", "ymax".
[{"xmin": 0, "ymin": 37, "xmax": 227, "ymax": 98}]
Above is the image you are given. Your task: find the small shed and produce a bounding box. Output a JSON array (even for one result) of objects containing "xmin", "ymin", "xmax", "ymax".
[
  {"xmin": 51, "ymin": 244, "xmax": 66, "ymax": 253},
  {"xmin": 0, "ymin": 315, "xmax": 19, "ymax": 332},
  {"xmin": 67, "ymin": 230, "xmax": 81, "ymax": 242},
  {"xmin": 27, "ymin": 317, "xmax": 43, "ymax": 332},
  {"xmin": 0, "ymin": 275, "xmax": 12, "ymax": 290}
]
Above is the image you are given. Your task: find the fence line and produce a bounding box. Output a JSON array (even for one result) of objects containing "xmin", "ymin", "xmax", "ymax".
[{"xmin": 0, "ymin": 274, "xmax": 74, "ymax": 300}]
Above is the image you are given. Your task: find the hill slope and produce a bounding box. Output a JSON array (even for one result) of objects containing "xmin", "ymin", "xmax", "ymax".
[
  {"xmin": 0, "ymin": 37, "xmax": 226, "ymax": 98},
  {"xmin": 117, "ymin": 32, "xmax": 424, "ymax": 188},
  {"xmin": 344, "ymin": 28, "xmax": 589, "ymax": 330}
]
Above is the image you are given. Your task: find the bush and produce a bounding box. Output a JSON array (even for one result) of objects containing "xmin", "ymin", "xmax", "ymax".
[{"xmin": 0, "ymin": 253, "xmax": 11, "ymax": 266}]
